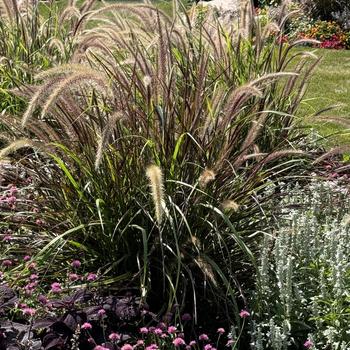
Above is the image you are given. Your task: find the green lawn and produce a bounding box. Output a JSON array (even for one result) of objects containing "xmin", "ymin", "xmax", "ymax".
[{"xmin": 299, "ymin": 48, "xmax": 350, "ymax": 145}]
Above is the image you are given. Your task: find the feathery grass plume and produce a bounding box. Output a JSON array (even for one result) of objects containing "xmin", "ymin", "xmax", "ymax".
[
  {"xmin": 0, "ymin": 139, "xmax": 35, "ymax": 159},
  {"xmin": 313, "ymin": 146, "xmax": 350, "ymax": 165},
  {"xmin": 146, "ymin": 165, "xmax": 165, "ymax": 225},
  {"xmin": 39, "ymin": 71, "xmax": 112, "ymax": 118},
  {"xmin": 221, "ymin": 200, "xmax": 240, "ymax": 213},
  {"xmin": 195, "ymin": 256, "xmax": 217, "ymax": 286},
  {"xmin": 58, "ymin": 5, "xmax": 80, "ymax": 26},
  {"xmin": 95, "ymin": 112, "xmax": 124, "ymax": 170},
  {"xmin": 198, "ymin": 168, "xmax": 216, "ymax": 189},
  {"xmin": 21, "ymin": 77, "xmax": 64, "ymax": 127},
  {"xmin": 315, "ymin": 115, "xmax": 350, "ymax": 129}
]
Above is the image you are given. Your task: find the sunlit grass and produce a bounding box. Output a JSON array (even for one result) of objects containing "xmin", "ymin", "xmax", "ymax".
[{"xmin": 298, "ymin": 48, "xmax": 350, "ymax": 145}]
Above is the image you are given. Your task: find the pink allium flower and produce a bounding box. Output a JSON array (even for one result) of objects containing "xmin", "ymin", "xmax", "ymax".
[
  {"xmin": 69, "ymin": 273, "xmax": 80, "ymax": 282},
  {"xmin": 199, "ymin": 334, "xmax": 209, "ymax": 341},
  {"xmin": 173, "ymin": 337, "xmax": 186, "ymax": 347},
  {"xmin": 23, "ymin": 255, "xmax": 31, "ymax": 262},
  {"xmin": 97, "ymin": 309, "xmax": 106, "ymax": 317},
  {"xmin": 136, "ymin": 340, "xmax": 144, "ymax": 346},
  {"xmin": 81, "ymin": 322, "xmax": 92, "ymax": 330},
  {"xmin": 186, "ymin": 347, "xmax": 191, "ymax": 350},
  {"xmin": 2, "ymin": 235, "xmax": 12, "ymax": 242},
  {"xmin": 304, "ymin": 339, "xmax": 314, "ymax": 349},
  {"xmin": 7, "ymin": 196, "xmax": 16, "ymax": 205},
  {"xmin": 153, "ymin": 328, "xmax": 163, "ymax": 335},
  {"xmin": 226, "ymin": 340, "xmax": 235, "ymax": 347},
  {"xmin": 109, "ymin": 332, "xmax": 120, "ymax": 341},
  {"xmin": 51, "ymin": 282, "xmax": 62, "ymax": 293},
  {"xmin": 121, "ymin": 344, "xmax": 133, "ymax": 350},
  {"xmin": 35, "ymin": 219, "xmax": 44, "ymax": 226},
  {"xmin": 168, "ymin": 326, "xmax": 177, "ymax": 334},
  {"xmin": 94, "ymin": 346, "xmax": 109, "ymax": 350},
  {"xmin": 87, "ymin": 273, "xmax": 97, "ymax": 281},
  {"xmin": 239, "ymin": 309, "xmax": 250, "ymax": 318},
  {"xmin": 217, "ymin": 328, "xmax": 225, "ymax": 334},
  {"xmin": 22, "ymin": 307, "xmax": 36, "ymax": 316},
  {"xmin": 9, "ymin": 186, "xmax": 18, "ymax": 196},
  {"xmin": 161, "ymin": 333, "xmax": 168, "ymax": 338},
  {"xmin": 140, "ymin": 327, "xmax": 149, "ymax": 334},
  {"xmin": 204, "ymin": 344, "xmax": 212, "ymax": 350},
  {"xmin": 71, "ymin": 260, "xmax": 81, "ymax": 268},
  {"xmin": 30, "ymin": 274, "xmax": 38, "ymax": 280},
  {"xmin": 146, "ymin": 344, "xmax": 158, "ymax": 350},
  {"xmin": 189, "ymin": 341, "xmax": 196, "ymax": 347},
  {"xmin": 2, "ymin": 260, "xmax": 12, "ymax": 267}
]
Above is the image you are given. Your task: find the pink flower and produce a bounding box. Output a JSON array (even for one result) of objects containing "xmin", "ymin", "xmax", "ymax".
[
  {"xmin": 226, "ymin": 340, "xmax": 235, "ymax": 347},
  {"xmin": 22, "ymin": 307, "xmax": 36, "ymax": 316},
  {"xmin": 71, "ymin": 260, "xmax": 81, "ymax": 268},
  {"xmin": 87, "ymin": 273, "xmax": 97, "ymax": 281},
  {"xmin": 23, "ymin": 255, "xmax": 31, "ymax": 262},
  {"xmin": 168, "ymin": 326, "xmax": 177, "ymax": 334},
  {"xmin": 140, "ymin": 327, "xmax": 149, "ymax": 334},
  {"xmin": 239, "ymin": 309, "xmax": 250, "ymax": 318},
  {"xmin": 109, "ymin": 332, "xmax": 120, "ymax": 341},
  {"xmin": 69, "ymin": 273, "xmax": 80, "ymax": 282},
  {"xmin": 146, "ymin": 344, "xmax": 158, "ymax": 350},
  {"xmin": 136, "ymin": 340, "xmax": 145, "ymax": 346},
  {"xmin": 189, "ymin": 341, "xmax": 196, "ymax": 347},
  {"xmin": 173, "ymin": 337, "xmax": 186, "ymax": 347},
  {"xmin": 217, "ymin": 328, "xmax": 225, "ymax": 334},
  {"xmin": 304, "ymin": 339, "xmax": 314, "ymax": 349},
  {"xmin": 204, "ymin": 345, "xmax": 212, "ymax": 350},
  {"xmin": 121, "ymin": 344, "xmax": 133, "ymax": 350},
  {"xmin": 94, "ymin": 346, "xmax": 109, "ymax": 350},
  {"xmin": 51, "ymin": 282, "xmax": 62, "ymax": 293},
  {"xmin": 2, "ymin": 235, "xmax": 12, "ymax": 242},
  {"xmin": 97, "ymin": 309, "xmax": 106, "ymax": 317},
  {"xmin": 7, "ymin": 196, "xmax": 16, "ymax": 205},
  {"xmin": 2, "ymin": 260, "xmax": 12, "ymax": 267},
  {"xmin": 81, "ymin": 322, "xmax": 92, "ymax": 330},
  {"xmin": 153, "ymin": 328, "xmax": 163, "ymax": 335},
  {"xmin": 30, "ymin": 274, "xmax": 38, "ymax": 280},
  {"xmin": 199, "ymin": 334, "xmax": 209, "ymax": 341}
]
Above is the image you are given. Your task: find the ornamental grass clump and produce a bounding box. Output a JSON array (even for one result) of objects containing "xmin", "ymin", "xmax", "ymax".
[{"xmin": 1, "ymin": 0, "xmax": 320, "ymax": 327}]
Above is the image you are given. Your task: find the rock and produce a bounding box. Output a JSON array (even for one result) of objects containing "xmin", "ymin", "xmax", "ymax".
[{"xmin": 198, "ymin": 0, "xmax": 241, "ymax": 19}]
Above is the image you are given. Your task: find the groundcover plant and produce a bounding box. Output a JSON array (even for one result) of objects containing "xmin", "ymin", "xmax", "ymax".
[{"xmin": 0, "ymin": 0, "xmax": 343, "ymax": 349}]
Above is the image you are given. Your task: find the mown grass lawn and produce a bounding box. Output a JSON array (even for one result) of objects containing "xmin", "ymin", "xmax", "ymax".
[{"xmin": 299, "ymin": 48, "xmax": 350, "ymax": 145}]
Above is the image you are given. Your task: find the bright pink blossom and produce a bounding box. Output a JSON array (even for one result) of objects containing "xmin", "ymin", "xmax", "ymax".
[
  {"xmin": 81, "ymin": 322, "xmax": 92, "ymax": 330},
  {"xmin": 168, "ymin": 326, "xmax": 177, "ymax": 334},
  {"xmin": 217, "ymin": 328, "xmax": 225, "ymax": 334},
  {"xmin": 22, "ymin": 307, "xmax": 36, "ymax": 316},
  {"xmin": 173, "ymin": 337, "xmax": 186, "ymax": 347},
  {"xmin": 239, "ymin": 309, "xmax": 250, "ymax": 318},
  {"xmin": 121, "ymin": 344, "xmax": 133, "ymax": 350},
  {"xmin": 109, "ymin": 332, "xmax": 120, "ymax": 341},
  {"xmin": 51, "ymin": 282, "xmax": 62, "ymax": 293},
  {"xmin": 140, "ymin": 327, "xmax": 149, "ymax": 334},
  {"xmin": 304, "ymin": 339, "xmax": 314, "ymax": 349},
  {"xmin": 199, "ymin": 334, "xmax": 209, "ymax": 341}
]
